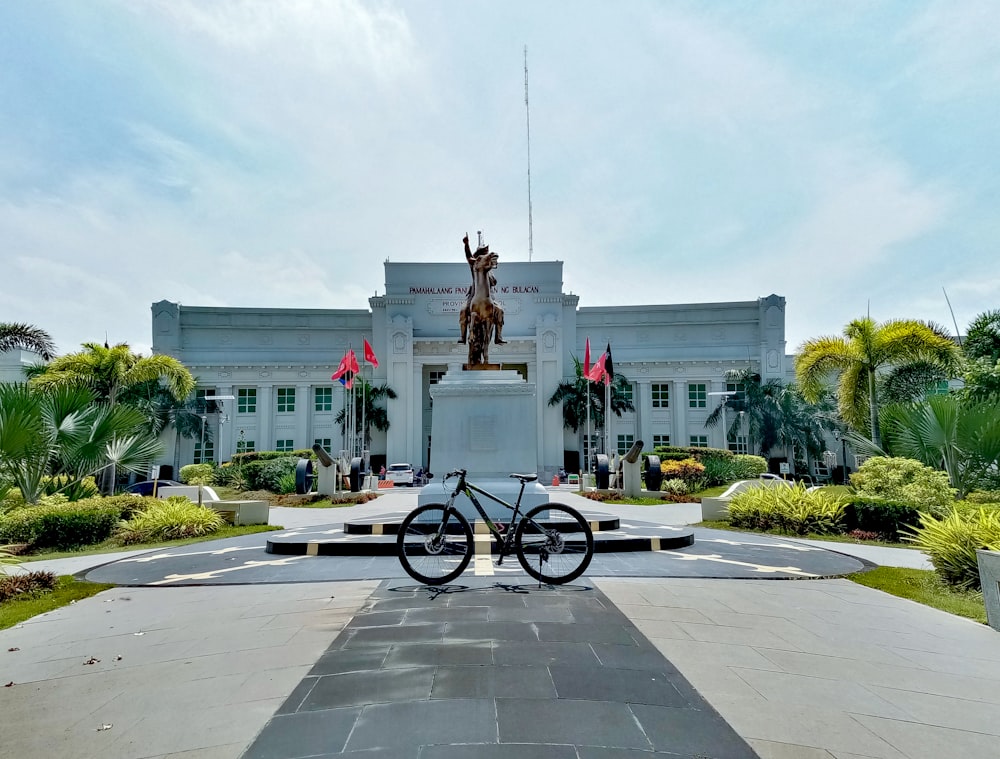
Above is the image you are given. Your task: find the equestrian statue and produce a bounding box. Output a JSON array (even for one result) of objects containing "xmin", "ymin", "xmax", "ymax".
[{"xmin": 459, "ymin": 233, "xmax": 505, "ymax": 366}]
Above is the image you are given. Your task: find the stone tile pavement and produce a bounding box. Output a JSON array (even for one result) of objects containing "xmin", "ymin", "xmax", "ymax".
[{"xmin": 597, "ymin": 577, "xmax": 1000, "ymax": 759}]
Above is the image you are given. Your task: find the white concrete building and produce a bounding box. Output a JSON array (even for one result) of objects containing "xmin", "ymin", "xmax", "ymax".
[{"xmin": 151, "ymin": 259, "xmax": 792, "ymax": 479}]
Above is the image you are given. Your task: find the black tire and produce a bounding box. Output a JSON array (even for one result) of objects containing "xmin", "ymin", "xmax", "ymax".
[
  {"xmin": 515, "ymin": 503, "xmax": 594, "ymax": 584},
  {"xmin": 397, "ymin": 504, "xmax": 473, "ymax": 585}
]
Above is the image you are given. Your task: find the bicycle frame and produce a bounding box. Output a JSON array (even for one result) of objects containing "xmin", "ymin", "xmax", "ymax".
[{"xmin": 442, "ymin": 470, "xmax": 530, "ymax": 562}]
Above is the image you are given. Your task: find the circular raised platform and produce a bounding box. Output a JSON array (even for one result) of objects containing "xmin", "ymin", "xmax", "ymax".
[{"xmin": 265, "ymin": 512, "xmax": 696, "ymax": 557}]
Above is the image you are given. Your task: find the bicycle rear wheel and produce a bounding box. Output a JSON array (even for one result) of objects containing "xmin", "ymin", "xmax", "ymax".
[
  {"xmin": 514, "ymin": 503, "xmax": 594, "ymax": 584},
  {"xmin": 397, "ymin": 504, "xmax": 473, "ymax": 585}
]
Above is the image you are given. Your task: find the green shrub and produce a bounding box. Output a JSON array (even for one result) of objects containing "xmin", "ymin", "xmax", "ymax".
[
  {"xmin": 850, "ymin": 457, "xmax": 955, "ymax": 513},
  {"xmin": 660, "ymin": 458, "xmax": 705, "ymax": 488},
  {"xmin": 965, "ymin": 490, "xmax": 1000, "ymax": 505},
  {"xmin": 240, "ymin": 457, "xmax": 300, "ymax": 491},
  {"xmin": 905, "ymin": 507, "xmax": 1000, "ymax": 590},
  {"xmin": 845, "ymin": 497, "xmax": 922, "ymax": 540},
  {"xmin": 114, "ymin": 496, "xmax": 226, "ymax": 545},
  {"xmin": 276, "ymin": 472, "xmax": 297, "ymax": 495},
  {"xmin": 731, "ymin": 455, "xmax": 768, "ymax": 480},
  {"xmin": 661, "ymin": 478, "xmax": 688, "ymax": 496},
  {"xmin": 40, "ymin": 475, "xmax": 100, "ymax": 502},
  {"xmin": 728, "ymin": 483, "xmax": 847, "ymax": 535},
  {"xmin": 699, "ymin": 457, "xmax": 735, "ymax": 487},
  {"xmin": 229, "ymin": 449, "xmax": 314, "ymax": 465},
  {"xmin": 0, "ymin": 500, "xmax": 124, "ymax": 549},
  {"xmin": 180, "ymin": 463, "xmax": 215, "ymax": 485},
  {"xmin": 211, "ymin": 462, "xmax": 250, "ymax": 490},
  {"xmin": 652, "ymin": 446, "xmax": 732, "ymax": 464}
]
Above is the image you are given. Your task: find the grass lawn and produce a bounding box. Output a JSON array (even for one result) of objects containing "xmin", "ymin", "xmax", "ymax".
[
  {"xmin": 848, "ymin": 566, "xmax": 987, "ymax": 624},
  {"xmin": 1, "ymin": 575, "xmax": 115, "ymax": 631},
  {"xmin": 696, "ymin": 519, "xmax": 916, "ymax": 549},
  {"xmin": 18, "ymin": 523, "xmax": 281, "ymax": 563}
]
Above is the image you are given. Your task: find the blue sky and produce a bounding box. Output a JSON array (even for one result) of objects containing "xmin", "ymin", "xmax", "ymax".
[{"xmin": 2, "ymin": 1, "xmax": 998, "ymax": 357}]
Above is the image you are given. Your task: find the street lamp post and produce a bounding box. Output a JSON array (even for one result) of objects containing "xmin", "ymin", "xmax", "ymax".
[
  {"xmin": 832, "ymin": 429, "xmax": 849, "ymax": 484},
  {"xmin": 707, "ymin": 392, "xmax": 733, "ymax": 451}
]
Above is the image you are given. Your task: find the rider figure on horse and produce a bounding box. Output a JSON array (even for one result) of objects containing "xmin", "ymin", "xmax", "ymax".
[{"xmin": 459, "ymin": 233, "xmax": 506, "ymax": 347}]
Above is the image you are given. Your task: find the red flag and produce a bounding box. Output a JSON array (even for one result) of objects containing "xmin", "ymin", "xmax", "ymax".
[
  {"xmin": 363, "ymin": 338, "xmax": 379, "ymax": 368},
  {"xmin": 583, "ymin": 338, "xmax": 591, "ymax": 376},
  {"xmin": 586, "ymin": 352, "xmax": 606, "ymax": 382},
  {"xmin": 331, "ymin": 349, "xmax": 360, "ymax": 389}
]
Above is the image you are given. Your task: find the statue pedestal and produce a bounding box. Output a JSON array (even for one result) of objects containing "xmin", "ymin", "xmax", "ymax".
[{"xmin": 418, "ymin": 365, "xmax": 548, "ymax": 521}]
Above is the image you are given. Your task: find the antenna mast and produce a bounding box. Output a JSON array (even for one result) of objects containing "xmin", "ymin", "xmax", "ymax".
[{"xmin": 524, "ymin": 45, "xmax": 534, "ymax": 262}]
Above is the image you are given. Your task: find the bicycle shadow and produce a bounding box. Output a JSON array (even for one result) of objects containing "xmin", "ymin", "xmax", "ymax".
[{"xmin": 387, "ymin": 581, "xmax": 594, "ymax": 599}]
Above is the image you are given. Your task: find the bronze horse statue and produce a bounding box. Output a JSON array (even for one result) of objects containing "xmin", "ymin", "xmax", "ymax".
[{"xmin": 463, "ymin": 245, "xmax": 505, "ymax": 366}]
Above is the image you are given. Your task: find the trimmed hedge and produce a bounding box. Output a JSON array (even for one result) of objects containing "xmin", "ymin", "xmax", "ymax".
[
  {"xmin": 0, "ymin": 494, "xmax": 151, "ymax": 550},
  {"xmin": 844, "ymin": 497, "xmax": 922, "ymax": 541},
  {"xmin": 229, "ymin": 449, "xmax": 314, "ymax": 465}
]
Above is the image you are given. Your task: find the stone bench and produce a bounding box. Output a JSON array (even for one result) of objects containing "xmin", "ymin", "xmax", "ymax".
[
  {"xmin": 977, "ymin": 550, "xmax": 1000, "ymax": 632},
  {"xmin": 701, "ymin": 476, "xmax": 792, "ymax": 521},
  {"xmin": 156, "ymin": 485, "xmax": 269, "ymax": 526}
]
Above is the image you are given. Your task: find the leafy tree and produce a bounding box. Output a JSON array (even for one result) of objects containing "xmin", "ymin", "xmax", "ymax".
[
  {"xmin": 796, "ymin": 317, "xmax": 961, "ymax": 446},
  {"xmin": 0, "ymin": 322, "xmax": 56, "ymax": 360},
  {"xmin": 335, "ymin": 379, "xmax": 398, "ymax": 450},
  {"xmin": 548, "ymin": 357, "xmax": 634, "ymax": 456},
  {"xmin": 0, "ymin": 383, "xmax": 162, "ymax": 503},
  {"xmin": 959, "ymin": 357, "xmax": 1000, "ymax": 404},
  {"xmin": 30, "ymin": 342, "xmax": 195, "ymax": 407},
  {"xmin": 963, "ymin": 309, "xmax": 1000, "ymax": 362}
]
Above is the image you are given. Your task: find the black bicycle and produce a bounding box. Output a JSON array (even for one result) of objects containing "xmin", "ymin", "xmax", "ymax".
[{"xmin": 396, "ymin": 469, "xmax": 594, "ymax": 585}]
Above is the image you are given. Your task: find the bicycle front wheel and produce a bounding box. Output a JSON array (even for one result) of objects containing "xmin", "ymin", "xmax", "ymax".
[
  {"xmin": 397, "ymin": 504, "xmax": 473, "ymax": 585},
  {"xmin": 515, "ymin": 503, "xmax": 594, "ymax": 584}
]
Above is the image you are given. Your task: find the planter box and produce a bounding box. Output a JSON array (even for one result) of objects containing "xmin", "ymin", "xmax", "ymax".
[{"xmin": 976, "ymin": 549, "xmax": 1000, "ymax": 632}]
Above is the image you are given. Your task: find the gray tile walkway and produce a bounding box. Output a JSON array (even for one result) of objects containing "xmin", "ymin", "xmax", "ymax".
[{"xmin": 242, "ymin": 581, "xmax": 758, "ymax": 759}]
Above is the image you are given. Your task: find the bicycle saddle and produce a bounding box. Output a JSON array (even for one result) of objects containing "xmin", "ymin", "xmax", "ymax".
[{"xmin": 509, "ymin": 473, "xmax": 538, "ymax": 483}]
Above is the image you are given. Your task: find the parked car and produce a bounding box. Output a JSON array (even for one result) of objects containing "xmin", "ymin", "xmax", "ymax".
[
  {"xmin": 385, "ymin": 463, "xmax": 414, "ymax": 487},
  {"xmin": 124, "ymin": 480, "xmax": 183, "ymax": 496}
]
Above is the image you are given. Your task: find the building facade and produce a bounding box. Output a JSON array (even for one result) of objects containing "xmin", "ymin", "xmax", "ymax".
[{"xmin": 151, "ymin": 259, "xmax": 791, "ymax": 479}]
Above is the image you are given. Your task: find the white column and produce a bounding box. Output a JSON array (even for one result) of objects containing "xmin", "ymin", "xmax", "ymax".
[
  {"xmin": 673, "ymin": 379, "xmax": 687, "ymax": 447},
  {"xmin": 216, "ymin": 384, "xmax": 234, "ymax": 461},
  {"xmin": 296, "ymin": 384, "xmax": 311, "ymax": 451},
  {"xmin": 257, "ymin": 385, "xmax": 273, "ymax": 452}
]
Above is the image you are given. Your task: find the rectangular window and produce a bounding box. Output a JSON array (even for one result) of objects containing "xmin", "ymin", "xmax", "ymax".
[
  {"xmin": 315, "ymin": 387, "xmax": 332, "ymax": 412},
  {"xmin": 688, "ymin": 383, "xmax": 706, "ymax": 408},
  {"xmin": 193, "ymin": 439, "xmax": 214, "ymax": 464},
  {"xmin": 238, "ymin": 388, "xmax": 257, "ymax": 414},
  {"xmin": 275, "ymin": 439, "xmax": 294, "ymax": 453},
  {"xmin": 652, "ymin": 434, "xmax": 670, "ymax": 449},
  {"xmin": 651, "ymin": 383, "xmax": 670, "ymax": 408},
  {"xmin": 429, "ymin": 370, "xmax": 446, "ymax": 385},
  {"xmin": 726, "ymin": 382, "xmax": 747, "ymax": 403},
  {"xmin": 194, "ymin": 389, "xmax": 218, "ymax": 414},
  {"xmin": 620, "ymin": 383, "xmax": 633, "ymax": 404},
  {"xmin": 927, "ymin": 380, "xmax": 950, "ymax": 396},
  {"xmin": 728, "ymin": 435, "xmax": 749, "ymax": 455},
  {"xmin": 276, "ymin": 387, "xmax": 295, "ymax": 413},
  {"xmin": 236, "ymin": 438, "xmax": 255, "ymax": 454},
  {"xmin": 583, "ymin": 434, "xmax": 599, "ymax": 463},
  {"xmin": 616, "ymin": 434, "xmax": 635, "ymax": 455},
  {"xmin": 689, "ymin": 435, "xmax": 708, "ymax": 448},
  {"xmin": 314, "ymin": 437, "xmax": 332, "ymax": 451}
]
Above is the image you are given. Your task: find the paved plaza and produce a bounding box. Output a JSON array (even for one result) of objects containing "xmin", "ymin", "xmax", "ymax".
[{"xmin": 1, "ymin": 490, "xmax": 997, "ymax": 758}]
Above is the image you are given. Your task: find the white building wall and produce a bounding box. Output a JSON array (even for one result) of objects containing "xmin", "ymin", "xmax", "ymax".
[{"xmin": 150, "ymin": 262, "xmax": 788, "ymax": 478}]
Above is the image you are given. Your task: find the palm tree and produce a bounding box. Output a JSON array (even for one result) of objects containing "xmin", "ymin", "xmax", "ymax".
[
  {"xmin": 335, "ymin": 380, "xmax": 398, "ymax": 450},
  {"xmin": 30, "ymin": 343, "xmax": 194, "ymax": 491},
  {"xmin": 0, "ymin": 323, "xmax": 56, "ymax": 360},
  {"xmin": 548, "ymin": 357, "xmax": 635, "ymax": 457},
  {"xmin": 30, "ymin": 342, "xmax": 195, "ymax": 407},
  {"xmin": 796, "ymin": 317, "xmax": 962, "ymax": 446},
  {"xmin": 704, "ymin": 369, "xmax": 784, "ymax": 456},
  {"xmin": 0, "ymin": 383, "xmax": 162, "ymax": 503}
]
